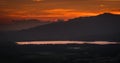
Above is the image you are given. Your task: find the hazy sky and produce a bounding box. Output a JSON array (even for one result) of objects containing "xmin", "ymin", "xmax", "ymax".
[{"xmin": 0, "ymin": 0, "xmax": 120, "ymax": 23}]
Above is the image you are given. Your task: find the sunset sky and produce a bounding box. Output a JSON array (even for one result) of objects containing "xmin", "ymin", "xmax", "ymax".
[{"xmin": 0, "ymin": 0, "xmax": 120, "ymax": 23}]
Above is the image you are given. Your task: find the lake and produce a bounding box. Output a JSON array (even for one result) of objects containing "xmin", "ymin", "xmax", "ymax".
[{"xmin": 16, "ymin": 41, "xmax": 119, "ymax": 45}]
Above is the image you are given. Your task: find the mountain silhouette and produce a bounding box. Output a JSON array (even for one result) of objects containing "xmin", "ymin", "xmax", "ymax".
[
  {"xmin": 0, "ymin": 19, "xmax": 51, "ymax": 31},
  {"xmin": 1, "ymin": 13, "xmax": 120, "ymax": 42}
]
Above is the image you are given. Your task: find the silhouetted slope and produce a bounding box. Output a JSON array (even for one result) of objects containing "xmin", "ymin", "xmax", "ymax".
[
  {"xmin": 0, "ymin": 13, "xmax": 120, "ymax": 42},
  {"xmin": 0, "ymin": 19, "xmax": 50, "ymax": 31}
]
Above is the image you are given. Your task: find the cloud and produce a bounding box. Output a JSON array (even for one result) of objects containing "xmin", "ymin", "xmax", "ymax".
[
  {"xmin": 32, "ymin": 0, "xmax": 44, "ymax": 2},
  {"xmin": 43, "ymin": 9, "xmax": 98, "ymax": 17},
  {"xmin": 110, "ymin": 11, "xmax": 120, "ymax": 14},
  {"xmin": 43, "ymin": 9, "xmax": 76, "ymax": 13},
  {"xmin": 102, "ymin": 0, "xmax": 120, "ymax": 1},
  {"xmin": 6, "ymin": 8, "xmax": 99, "ymax": 21},
  {"xmin": 109, "ymin": 9, "xmax": 120, "ymax": 14},
  {"xmin": 111, "ymin": 9, "xmax": 120, "ymax": 11}
]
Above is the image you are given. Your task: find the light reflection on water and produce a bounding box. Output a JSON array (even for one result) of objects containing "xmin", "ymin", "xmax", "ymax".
[{"xmin": 16, "ymin": 41, "xmax": 119, "ymax": 45}]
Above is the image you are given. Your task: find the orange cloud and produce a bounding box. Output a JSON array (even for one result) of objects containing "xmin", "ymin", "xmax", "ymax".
[
  {"xmin": 32, "ymin": 0, "xmax": 43, "ymax": 2},
  {"xmin": 8, "ymin": 9, "xmax": 99, "ymax": 21},
  {"xmin": 110, "ymin": 11, "xmax": 120, "ymax": 14},
  {"xmin": 41, "ymin": 9, "xmax": 99, "ymax": 20},
  {"xmin": 109, "ymin": 9, "xmax": 120, "ymax": 14},
  {"xmin": 6, "ymin": 8, "xmax": 120, "ymax": 21},
  {"xmin": 103, "ymin": 0, "xmax": 120, "ymax": 1},
  {"xmin": 43, "ymin": 9, "xmax": 76, "ymax": 13}
]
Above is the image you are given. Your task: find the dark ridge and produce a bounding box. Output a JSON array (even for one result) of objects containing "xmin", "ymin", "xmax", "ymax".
[{"xmin": 0, "ymin": 13, "xmax": 120, "ymax": 42}]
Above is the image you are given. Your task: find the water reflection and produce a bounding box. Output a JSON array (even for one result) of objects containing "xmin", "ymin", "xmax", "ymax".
[{"xmin": 16, "ymin": 41, "xmax": 119, "ymax": 45}]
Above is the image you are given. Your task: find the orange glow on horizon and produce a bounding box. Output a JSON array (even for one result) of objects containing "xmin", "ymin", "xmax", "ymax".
[
  {"xmin": 5, "ymin": 8, "xmax": 120, "ymax": 21},
  {"xmin": 7, "ymin": 9, "xmax": 102, "ymax": 21},
  {"xmin": 1, "ymin": 10, "xmax": 120, "ymax": 23},
  {"xmin": 0, "ymin": 0, "xmax": 120, "ymax": 23},
  {"xmin": 110, "ymin": 11, "xmax": 120, "ymax": 15}
]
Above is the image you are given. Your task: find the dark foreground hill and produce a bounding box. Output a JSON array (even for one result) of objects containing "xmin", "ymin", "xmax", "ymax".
[{"xmin": 0, "ymin": 13, "xmax": 120, "ymax": 42}]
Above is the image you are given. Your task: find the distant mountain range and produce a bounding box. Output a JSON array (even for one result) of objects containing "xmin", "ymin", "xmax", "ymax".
[
  {"xmin": 1, "ymin": 13, "xmax": 120, "ymax": 42},
  {"xmin": 0, "ymin": 19, "xmax": 51, "ymax": 31}
]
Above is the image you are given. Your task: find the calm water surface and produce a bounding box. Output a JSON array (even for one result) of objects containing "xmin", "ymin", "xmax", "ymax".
[{"xmin": 16, "ymin": 41, "xmax": 119, "ymax": 45}]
